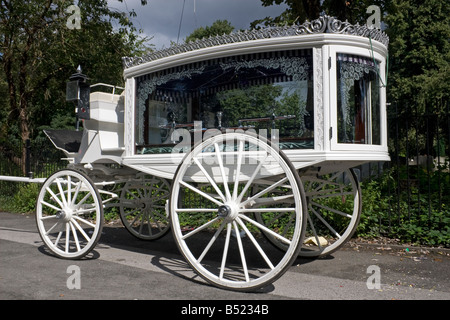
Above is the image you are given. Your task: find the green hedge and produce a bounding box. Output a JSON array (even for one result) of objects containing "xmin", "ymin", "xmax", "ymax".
[{"xmin": 356, "ymin": 167, "xmax": 450, "ymax": 247}]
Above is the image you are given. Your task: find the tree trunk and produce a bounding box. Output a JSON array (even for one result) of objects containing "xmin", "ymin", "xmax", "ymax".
[{"xmin": 19, "ymin": 108, "xmax": 31, "ymax": 176}]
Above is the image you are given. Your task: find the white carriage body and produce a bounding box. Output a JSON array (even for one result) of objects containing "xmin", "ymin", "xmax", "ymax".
[
  {"xmin": 32, "ymin": 16, "xmax": 391, "ymax": 283},
  {"xmin": 63, "ymin": 16, "xmax": 390, "ymax": 180}
]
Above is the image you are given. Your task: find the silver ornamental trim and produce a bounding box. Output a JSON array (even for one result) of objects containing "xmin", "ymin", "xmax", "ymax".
[{"xmin": 122, "ymin": 15, "xmax": 389, "ymax": 69}]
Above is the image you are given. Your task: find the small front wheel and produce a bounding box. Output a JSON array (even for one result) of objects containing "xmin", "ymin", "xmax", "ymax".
[{"xmin": 36, "ymin": 169, "xmax": 103, "ymax": 259}]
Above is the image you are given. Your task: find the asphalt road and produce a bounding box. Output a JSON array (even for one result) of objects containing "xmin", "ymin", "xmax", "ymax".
[{"xmin": 1, "ymin": 211, "xmax": 449, "ymax": 307}]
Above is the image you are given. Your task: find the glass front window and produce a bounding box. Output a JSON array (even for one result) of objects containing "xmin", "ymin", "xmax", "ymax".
[
  {"xmin": 135, "ymin": 50, "xmax": 314, "ymax": 154},
  {"xmin": 336, "ymin": 53, "xmax": 381, "ymax": 145}
]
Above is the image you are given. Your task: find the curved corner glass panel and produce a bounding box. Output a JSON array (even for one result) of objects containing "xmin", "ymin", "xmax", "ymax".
[
  {"xmin": 134, "ymin": 50, "xmax": 314, "ymax": 154},
  {"xmin": 336, "ymin": 53, "xmax": 381, "ymax": 145}
]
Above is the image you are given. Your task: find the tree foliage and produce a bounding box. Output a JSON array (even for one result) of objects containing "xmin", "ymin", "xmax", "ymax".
[
  {"xmin": 0, "ymin": 0, "xmax": 150, "ymax": 173},
  {"xmin": 384, "ymin": 0, "xmax": 450, "ymax": 105},
  {"xmin": 251, "ymin": 0, "xmax": 391, "ymax": 27},
  {"xmin": 185, "ymin": 19, "xmax": 234, "ymax": 43}
]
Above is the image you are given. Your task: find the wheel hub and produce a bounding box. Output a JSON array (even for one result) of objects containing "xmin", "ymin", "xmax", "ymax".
[
  {"xmin": 218, "ymin": 205, "xmax": 231, "ymax": 217},
  {"xmin": 217, "ymin": 203, "xmax": 239, "ymax": 221},
  {"xmin": 55, "ymin": 209, "xmax": 73, "ymax": 222}
]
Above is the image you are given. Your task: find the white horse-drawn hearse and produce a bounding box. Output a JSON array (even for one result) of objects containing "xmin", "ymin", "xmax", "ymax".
[{"xmin": 10, "ymin": 16, "xmax": 389, "ymax": 291}]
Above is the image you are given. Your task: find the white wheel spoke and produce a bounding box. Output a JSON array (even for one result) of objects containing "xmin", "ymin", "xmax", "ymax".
[
  {"xmin": 71, "ymin": 218, "xmax": 91, "ymax": 242},
  {"xmin": 214, "ymin": 143, "xmax": 231, "ymax": 201},
  {"xmin": 309, "ymin": 205, "xmax": 341, "ymax": 239},
  {"xmin": 310, "ymin": 201, "xmax": 352, "ymax": 218},
  {"xmin": 241, "ymin": 177, "xmax": 289, "ymax": 207},
  {"xmin": 239, "ymin": 214, "xmax": 292, "ymax": 245},
  {"xmin": 56, "ymin": 178, "xmax": 68, "ymax": 207},
  {"xmin": 75, "ymin": 205, "xmax": 98, "ymax": 215},
  {"xmin": 197, "ymin": 220, "xmax": 226, "ymax": 263},
  {"xmin": 193, "ymin": 157, "xmax": 226, "ymax": 202},
  {"xmin": 232, "ymin": 140, "xmax": 244, "ymax": 200},
  {"xmin": 45, "ymin": 187, "xmax": 64, "ymax": 209},
  {"xmin": 40, "ymin": 200, "xmax": 61, "ymax": 212},
  {"xmin": 72, "ymin": 215, "xmax": 96, "ymax": 228},
  {"xmin": 67, "ymin": 175, "xmax": 72, "ymax": 205},
  {"xmin": 69, "ymin": 221, "xmax": 81, "ymax": 252},
  {"xmin": 45, "ymin": 222, "xmax": 61, "ymax": 235},
  {"xmin": 219, "ymin": 223, "xmax": 232, "ymax": 280},
  {"xmin": 54, "ymin": 231, "xmax": 62, "ymax": 247},
  {"xmin": 65, "ymin": 223, "xmax": 70, "ymax": 253},
  {"xmin": 40, "ymin": 215, "xmax": 58, "ymax": 221},
  {"xmin": 181, "ymin": 217, "xmax": 220, "ymax": 240},
  {"xmin": 306, "ymin": 213, "xmax": 324, "ymax": 250},
  {"xmin": 236, "ymin": 154, "xmax": 268, "ymax": 203},
  {"xmin": 76, "ymin": 189, "xmax": 92, "ymax": 207},
  {"xmin": 175, "ymin": 208, "xmax": 217, "ymax": 213},
  {"xmin": 240, "ymin": 208, "xmax": 295, "ymax": 213},
  {"xmin": 71, "ymin": 181, "xmax": 82, "ymax": 206},
  {"xmin": 233, "ymin": 221, "xmax": 249, "ymax": 282},
  {"xmin": 180, "ymin": 181, "xmax": 223, "ymax": 206},
  {"xmin": 297, "ymin": 169, "xmax": 362, "ymax": 258},
  {"xmin": 250, "ymin": 194, "xmax": 294, "ymax": 206},
  {"xmin": 236, "ymin": 217, "xmax": 274, "ymax": 270}
]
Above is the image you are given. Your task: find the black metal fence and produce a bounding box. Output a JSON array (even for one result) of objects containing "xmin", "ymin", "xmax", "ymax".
[
  {"xmin": 364, "ymin": 98, "xmax": 450, "ymax": 245},
  {"xmin": 0, "ymin": 138, "xmax": 67, "ymax": 196}
]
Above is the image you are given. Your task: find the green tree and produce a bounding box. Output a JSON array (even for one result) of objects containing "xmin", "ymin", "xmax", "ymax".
[
  {"xmin": 251, "ymin": 0, "xmax": 391, "ymax": 27},
  {"xmin": 384, "ymin": 0, "xmax": 450, "ymax": 105},
  {"xmin": 384, "ymin": 0, "xmax": 450, "ymax": 159},
  {"xmin": 217, "ymin": 84, "xmax": 283, "ymax": 127},
  {"xmin": 185, "ymin": 19, "xmax": 234, "ymax": 43},
  {"xmin": 0, "ymin": 0, "xmax": 149, "ymax": 174}
]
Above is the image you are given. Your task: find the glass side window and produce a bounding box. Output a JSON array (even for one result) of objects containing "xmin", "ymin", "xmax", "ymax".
[
  {"xmin": 336, "ymin": 53, "xmax": 381, "ymax": 145},
  {"xmin": 135, "ymin": 50, "xmax": 314, "ymax": 154}
]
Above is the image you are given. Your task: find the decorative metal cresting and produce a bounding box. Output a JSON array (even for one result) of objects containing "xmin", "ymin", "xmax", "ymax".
[{"xmin": 122, "ymin": 15, "xmax": 389, "ymax": 69}]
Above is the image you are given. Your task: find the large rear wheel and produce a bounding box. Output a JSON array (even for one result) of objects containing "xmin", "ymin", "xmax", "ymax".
[
  {"xmin": 169, "ymin": 132, "xmax": 306, "ymax": 291},
  {"xmin": 119, "ymin": 175, "xmax": 171, "ymax": 240},
  {"xmin": 300, "ymin": 168, "xmax": 361, "ymax": 257}
]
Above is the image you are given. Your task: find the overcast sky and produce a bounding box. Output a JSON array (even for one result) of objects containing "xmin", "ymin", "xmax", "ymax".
[{"xmin": 108, "ymin": 0, "xmax": 288, "ymax": 50}]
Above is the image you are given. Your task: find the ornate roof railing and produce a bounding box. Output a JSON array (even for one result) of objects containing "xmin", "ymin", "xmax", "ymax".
[{"xmin": 122, "ymin": 15, "xmax": 389, "ymax": 69}]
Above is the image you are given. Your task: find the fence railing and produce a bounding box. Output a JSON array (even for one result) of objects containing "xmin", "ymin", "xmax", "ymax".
[
  {"xmin": 0, "ymin": 138, "xmax": 67, "ymax": 195},
  {"xmin": 364, "ymin": 98, "xmax": 450, "ymax": 243}
]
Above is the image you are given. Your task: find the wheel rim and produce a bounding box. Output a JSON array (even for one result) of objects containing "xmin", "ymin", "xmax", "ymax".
[
  {"xmin": 170, "ymin": 133, "xmax": 306, "ymax": 291},
  {"xmin": 36, "ymin": 169, "xmax": 103, "ymax": 259},
  {"xmin": 120, "ymin": 176, "xmax": 171, "ymax": 240},
  {"xmin": 300, "ymin": 168, "xmax": 361, "ymax": 257}
]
